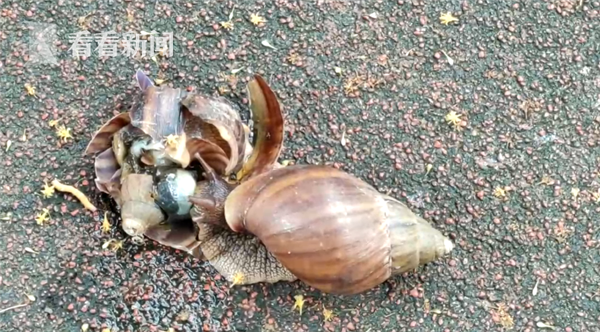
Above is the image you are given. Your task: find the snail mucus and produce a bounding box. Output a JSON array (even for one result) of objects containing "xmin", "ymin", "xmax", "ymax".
[{"xmin": 86, "ymin": 70, "xmax": 454, "ymax": 295}]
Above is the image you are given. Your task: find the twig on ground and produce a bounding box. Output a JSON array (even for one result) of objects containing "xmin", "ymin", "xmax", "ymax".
[
  {"xmin": 0, "ymin": 303, "xmax": 28, "ymax": 314},
  {"xmin": 51, "ymin": 179, "xmax": 97, "ymax": 212}
]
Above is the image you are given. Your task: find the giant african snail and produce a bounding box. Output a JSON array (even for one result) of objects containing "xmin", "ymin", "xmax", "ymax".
[{"xmin": 188, "ymin": 76, "xmax": 454, "ymax": 295}]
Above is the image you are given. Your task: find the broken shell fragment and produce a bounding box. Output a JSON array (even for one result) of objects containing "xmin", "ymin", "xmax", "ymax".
[
  {"xmin": 85, "ymin": 112, "xmax": 131, "ymax": 156},
  {"xmin": 181, "ymin": 93, "xmax": 249, "ymax": 175},
  {"xmin": 235, "ymin": 75, "xmax": 285, "ymax": 181}
]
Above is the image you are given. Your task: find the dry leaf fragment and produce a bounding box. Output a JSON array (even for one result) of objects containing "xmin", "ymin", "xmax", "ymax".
[
  {"xmin": 102, "ymin": 239, "xmax": 123, "ymax": 251},
  {"xmin": 592, "ymin": 190, "xmax": 600, "ymax": 203},
  {"xmin": 343, "ymin": 75, "xmax": 362, "ymax": 95},
  {"xmin": 217, "ymin": 86, "xmax": 230, "ymax": 95},
  {"xmin": 322, "ymin": 305, "xmax": 334, "ymax": 321},
  {"xmin": 5, "ymin": 140, "xmax": 11, "ymax": 152},
  {"xmin": 445, "ymin": 111, "xmax": 462, "ymax": 130},
  {"xmin": 250, "ymin": 13, "xmax": 266, "ymax": 25},
  {"xmin": 439, "ymin": 12, "xmax": 459, "ymax": 25},
  {"xmin": 571, "ymin": 187, "xmax": 580, "ymax": 199},
  {"xmin": 126, "ymin": 8, "xmax": 134, "ymax": 22},
  {"xmin": 493, "ymin": 303, "xmax": 514, "ymax": 329},
  {"xmin": 287, "ymin": 53, "xmax": 300, "ymax": 65},
  {"xmin": 220, "ymin": 9, "xmax": 235, "ymax": 30},
  {"xmin": 493, "ymin": 187, "xmax": 507, "ymax": 199},
  {"xmin": 231, "ymin": 272, "xmax": 245, "ymax": 286},
  {"xmin": 536, "ymin": 322, "xmax": 556, "ymax": 330},
  {"xmin": 220, "ymin": 20, "xmax": 234, "ymax": 30},
  {"xmin": 24, "ymin": 247, "xmax": 39, "ymax": 254},
  {"xmin": 231, "ymin": 67, "xmax": 244, "ymax": 74},
  {"xmin": 56, "ymin": 125, "xmax": 73, "ymax": 143},
  {"xmin": 25, "ymin": 294, "xmax": 36, "ymax": 302},
  {"xmin": 111, "ymin": 240, "xmax": 123, "ymax": 252},
  {"xmin": 101, "ymin": 211, "xmax": 111, "ymax": 233},
  {"xmin": 77, "ymin": 13, "xmax": 94, "ymax": 29},
  {"xmin": 292, "ymin": 295, "xmax": 305, "ymax": 315},
  {"xmin": 261, "ymin": 40, "xmax": 277, "ymax": 50},
  {"xmin": 35, "ymin": 208, "xmax": 50, "ymax": 225},
  {"xmin": 24, "ymin": 83, "xmax": 36, "ymax": 96},
  {"xmin": 538, "ymin": 175, "xmax": 555, "ymax": 185},
  {"xmin": 41, "ymin": 181, "xmax": 55, "ymax": 198},
  {"xmin": 426, "ymin": 164, "xmax": 433, "ymax": 174}
]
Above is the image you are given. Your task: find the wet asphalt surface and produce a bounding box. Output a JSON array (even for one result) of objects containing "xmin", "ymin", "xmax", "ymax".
[{"xmin": 1, "ymin": 0, "xmax": 600, "ymax": 331}]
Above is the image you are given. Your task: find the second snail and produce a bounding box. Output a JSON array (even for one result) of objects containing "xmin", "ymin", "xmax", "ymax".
[{"xmin": 85, "ymin": 70, "xmax": 454, "ymax": 295}]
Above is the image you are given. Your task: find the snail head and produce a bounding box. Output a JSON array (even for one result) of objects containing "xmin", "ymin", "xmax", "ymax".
[{"xmin": 188, "ymin": 153, "xmax": 236, "ymax": 228}]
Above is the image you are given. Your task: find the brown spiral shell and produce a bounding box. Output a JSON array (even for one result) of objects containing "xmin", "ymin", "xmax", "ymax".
[{"xmin": 223, "ymin": 164, "xmax": 453, "ymax": 295}]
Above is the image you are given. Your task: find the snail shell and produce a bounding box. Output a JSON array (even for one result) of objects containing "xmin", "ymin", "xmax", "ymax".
[
  {"xmin": 143, "ymin": 220, "xmax": 202, "ymax": 259},
  {"xmin": 128, "ymin": 71, "xmax": 186, "ymax": 142},
  {"xmin": 87, "ymin": 69, "xmax": 252, "ymax": 189},
  {"xmin": 181, "ymin": 93, "xmax": 249, "ymax": 176},
  {"xmin": 222, "ymin": 164, "xmax": 453, "ymax": 295},
  {"xmin": 94, "ymin": 148, "xmax": 122, "ymax": 202},
  {"xmin": 235, "ymin": 74, "xmax": 284, "ymax": 181}
]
